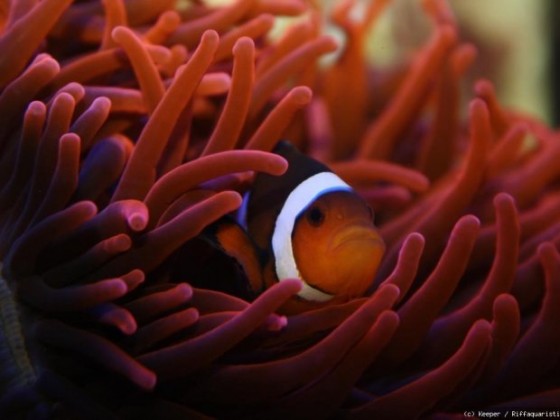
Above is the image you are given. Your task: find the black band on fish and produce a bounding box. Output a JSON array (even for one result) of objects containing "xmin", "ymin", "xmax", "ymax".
[{"xmin": 272, "ymin": 171, "xmax": 352, "ymax": 302}]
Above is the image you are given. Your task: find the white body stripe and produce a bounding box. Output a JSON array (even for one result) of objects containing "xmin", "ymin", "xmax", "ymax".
[{"xmin": 272, "ymin": 172, "xmax": 352, "ymax": 302}]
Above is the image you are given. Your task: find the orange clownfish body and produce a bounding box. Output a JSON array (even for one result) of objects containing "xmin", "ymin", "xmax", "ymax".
[{"xmin": 241, "ymin": 141, "xmax": 385, "ymax": 313}]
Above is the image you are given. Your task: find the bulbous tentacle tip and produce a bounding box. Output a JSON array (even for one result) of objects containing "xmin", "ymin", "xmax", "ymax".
[
  {"xmin": 134, "ymin": 368, "xmax": 157, "ymax": 392},
  {"xmin": 279, "ymin": 278, "xmax": 304, "ymax": 295},
  {"xmin": 378, "ymin": 283, "xmax": 401, "ymax": 301},
  {"xmin": 264, "ymin": 314, "xmax": 288, "ymax": 331},
  {"xmin": 437, "ymin": 23, "xmax": 458, "ymax": 47},
  {"xmin": 474, "ymin": 78, "xmax": 495, "ymax": 96},
  {"xmin": 158, "ymin": 10, "xmax": 181, "ymax": 29},
  {"xmin": 290, "ymin": 85, "xmax": 313, "ymax": 105},
  {"xmin": 233, "ymin": 36, "xmax": 256, "ymax": 55},
  {"xmin": 457, "ymin": 214, "xmax": 481, "ymax": 232},
  {"xmin": 128, "ymin": 212, "xmax": 148, "ymax": 231},
  {"xmin": 493, "ymin": 192, "xmax": 515, "ymax": 208},
  {"xmin": 469, "ymin": 97, "xmax": 489, "ymax": 118},
  {"xmin": 201, "ymin": 29, "xmax": 220, "ymax": 45},
  {"xmin": 406, "ymin": 232, "xmax": 426, "ymax": 248},
  {"xmin": 110, "ymin": 25, "xmax": 131, "ymax": 43},
  {"xmin": 537, "ymin": 241, "xmax": 560, "ymax": 264},
  {"xmin": 175, "ymin": 282, "xmax": 194, "ymax": 301}
]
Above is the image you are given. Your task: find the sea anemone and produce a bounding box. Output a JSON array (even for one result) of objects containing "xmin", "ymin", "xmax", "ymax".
[{"xmin": 1, "ymin": 0, "xmax": 559, "ymax": 418}]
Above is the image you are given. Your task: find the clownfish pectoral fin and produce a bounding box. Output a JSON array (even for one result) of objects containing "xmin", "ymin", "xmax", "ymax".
[
  {"xmin": 212, "ymin": 218, "xmax": 265, "ymax": 297},
  {"xmin": 164, "ymin": 218, "xmax": 264, "ymax": 300}
]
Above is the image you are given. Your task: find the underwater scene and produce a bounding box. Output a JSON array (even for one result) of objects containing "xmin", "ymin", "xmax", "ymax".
[{"xmin": 0, "ymin": 0, "xmax": 558, "ymax": 418}]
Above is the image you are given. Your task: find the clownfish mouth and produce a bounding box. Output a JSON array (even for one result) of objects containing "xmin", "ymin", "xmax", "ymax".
[
  {"xmin": 330, "ymin": 226, "xmax": 384, "ymax": 252},
  {"xmin": 307, "ymin": 224, "xmax": 385, "ymax": 298}
]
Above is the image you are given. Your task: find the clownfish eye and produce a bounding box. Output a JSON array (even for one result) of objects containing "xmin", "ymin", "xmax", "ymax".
[{"xmin": 306, "ymin": 205, "xmax": 325, "ymax": 227}]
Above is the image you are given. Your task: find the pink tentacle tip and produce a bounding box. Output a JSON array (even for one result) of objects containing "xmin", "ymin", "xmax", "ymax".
[
  {"xmin": 474, "ymin": 79, "xmax": 494, "ymax": 96},
  {"xmin": 537, "ymin": 241, "xmax": 559, "ymax": 263},
  {"xmin": 176, "ymin": 283, "xmax": 194, "ymax": 302},
  {"xmin": 60, "ymin": 132, "xmax": 80, "ymax": 145},
  {"xmin": 471, "ymin": 318, "xmax": 493, "ymax": 340},
  {"xmin": 438, "ymin": 23, "xmax": 458, "ymax": 47},
  {"xmin": 282, "ymin": 278, "xmax": 304, "ymax": 294},
  {"xmin": 119, "ymin": 317, "xmax": 138, "ymax": 335},
  {"xmin": 493, "ymin": 192, "xmax": 515, "ymax": 207},
  {"xmin": 105, "ymin": 278, "xmax": 129, "ymax": 297},
  {"xmin": 290, "ymin": 85, "xmax": 313, "ymax": 105},
  {"xmin": 122, "ymin": 269, "xmax": 145, "ymax": 291},
  {"xmin": 270, "ymin": 156, "xmax": 289, "ymax": 175},
  {"xmin": 134, "ymin": 368, "xmax": 157, "ymax": 391},
  {"xmin": 92, "ymin": 96, "xmax": 112, "ymax": 110},
  {"xmin": 80, "ymin": 200, "xmax": 99, "ymax": 216},
  {"xmin": 107, "ymin": 234, "xmax": 132, "ymax": 253},
  {"xmin": 98, "ymin": 306, "xmax": 137, "ymax": 335},
  {"xmin": 469, "ymin": 97, "xmax": 488, "ymax": 117},
  {"xmin": 382, "ymin": 283, "xmax": 401, "ymax": 301},
  {"xmin": 229, "ymin": 191, "xmax": 244, "ymax": 208},
  {"xmin": 111, "ymin": 26, "xmax": 131, "ymax": 43},
  {"xmin": 34, "ymin": 54, "xmax": 61, "ymax": 71},
  {"xmin": 202, "ymin": 29, "xmax": 220, "ymax": 45},
  {"xmin": 53, "ymin": 90, "xmax": 77, "ymax": 107},
  {"xmin": 459, "ymin": 214, "xmax": 481, "ymax": 231},
  {"xmin": 186, "ymin": 307, "xmax": 200, "ymax": 323},
  {"xmin": 159, "ymin": 10, "xmax": 181, "ymax": 29},
  {"xmin": 233, "ymin": 36, "xmax": 255, "ymax": 55},
  {"xmin": 27, "ymin": 100, "xmax": 47, "ymax": 115},
  {"xmin": 128, "ymin": 212, "xmax": 149, "ymax": 231},
  {"xmin": 266, "ymin": 314, "xmax": 288, "ymax": 332},
  {"xmin": 61, "ymin": 83, "xmax": 86, "ymax": 102},
  {"xmin": 405, "ymin": 232, "xmax": 426, "ymax": 248}
]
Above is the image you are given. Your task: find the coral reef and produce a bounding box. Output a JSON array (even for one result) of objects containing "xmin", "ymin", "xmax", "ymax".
[{"xmin": 0, "ymin": 0, "xmax": 559, "ymax": 418}]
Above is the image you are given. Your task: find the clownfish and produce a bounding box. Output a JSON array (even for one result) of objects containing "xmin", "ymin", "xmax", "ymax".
[
  {"xmin": 237, "ymin": 141, "xmax": 385, "ymax": 312},
  {"xmin": 168, "ymin": 141, "xmax": 385, "ymax": 313}
]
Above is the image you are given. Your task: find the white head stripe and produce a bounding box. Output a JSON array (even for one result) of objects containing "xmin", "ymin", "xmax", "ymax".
[{"xmin": 272, "ymin": 172, "xmax": 352, "ymax": 302}]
